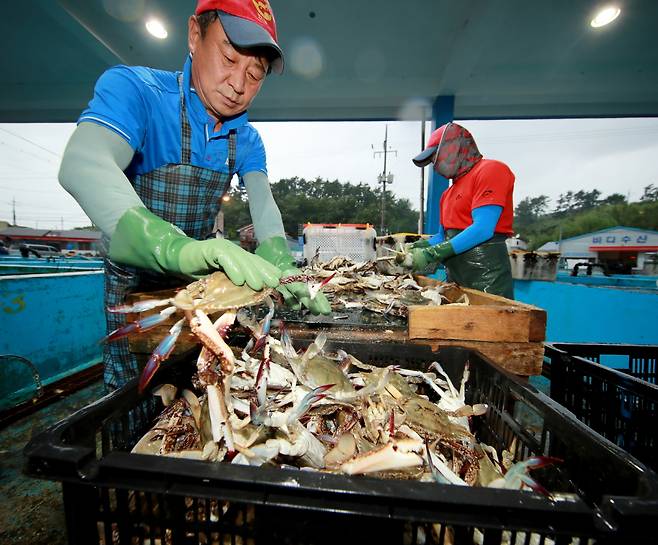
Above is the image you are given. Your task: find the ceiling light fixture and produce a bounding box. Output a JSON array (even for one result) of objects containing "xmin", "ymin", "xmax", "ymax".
[
  {"xmin": 590, "ymin": 6, "xmax": 621, "ymax": 28},
  {"xmin": 145, "ymin": 19, "xmax": 168, "ymax": 39}
]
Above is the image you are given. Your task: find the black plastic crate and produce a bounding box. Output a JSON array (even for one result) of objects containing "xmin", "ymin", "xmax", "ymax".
[
  {"xmin": 24, "ymin": 341, "xmax": 658, "ymax": 545},
  {"xmin": 550, "ymin": 343, "xmax": 658, "ymax": 384},
  {"xmin": 544, "ymin": 343, "xmax": 658, "ymax": 472}
]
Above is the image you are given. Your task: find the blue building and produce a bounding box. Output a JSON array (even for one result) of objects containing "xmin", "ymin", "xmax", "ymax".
[{"xmin": 538, "ymin": 226, "xmax": 658, "ymax": 275}]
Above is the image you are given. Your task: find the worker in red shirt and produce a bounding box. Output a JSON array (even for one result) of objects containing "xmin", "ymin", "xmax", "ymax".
[{"xmin": 408, "ymin": 122, "xmax": 515, "ymax": 299}]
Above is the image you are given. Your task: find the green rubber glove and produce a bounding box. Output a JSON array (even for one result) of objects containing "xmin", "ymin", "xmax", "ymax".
[
  {"xmin": 411, "ymin": 238, "xmax": 431, "ymax": 250},
  {"xmin": 411, "ymin": 241, "xmax": 456, "ymax": 272},
  {"xmin": 255, "ymin": 236, "xmax": 332, "ymax": 315},
  {"xmin": 109, "ymin": 206, "xmax": 281, "ymax": 290}
]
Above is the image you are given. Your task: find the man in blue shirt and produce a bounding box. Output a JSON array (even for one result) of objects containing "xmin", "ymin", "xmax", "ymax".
[{"xmin": 59, "ymin": 0, "xmax": 330, "ymax": 391}]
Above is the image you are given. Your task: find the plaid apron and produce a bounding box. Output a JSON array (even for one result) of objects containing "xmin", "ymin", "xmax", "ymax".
[{"xmin": 104, "ymin": 73, "xmax": 236, "ymax": 392}]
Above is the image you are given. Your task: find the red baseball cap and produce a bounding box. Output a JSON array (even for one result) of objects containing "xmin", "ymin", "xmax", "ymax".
[
  {"xmin": 195, "ymin": 0, "xmax": 284, "ymax": 74},
  {"xmin": 412, "ymin": 123, "xmax": 453, "ymax": 167}
]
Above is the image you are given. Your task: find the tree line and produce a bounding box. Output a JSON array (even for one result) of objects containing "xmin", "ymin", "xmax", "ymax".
[
  {"xmin": 222, "ymin": 176, "xmax": 419, "ymax": 240},
  {"xmin": 514, "ymin": 184, "xmax": 658, "ymax": 249}
]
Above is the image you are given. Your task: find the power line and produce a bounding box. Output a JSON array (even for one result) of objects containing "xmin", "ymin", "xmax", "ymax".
[
  {"xmin": 0, "ymin": 139, "xmax": 57, "ymax": 166},
  {"xmin": 0, "ymin": 126, "xmax": 61, "ymax": 157}
]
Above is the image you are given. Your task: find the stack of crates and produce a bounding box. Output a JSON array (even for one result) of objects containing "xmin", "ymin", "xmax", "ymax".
[
  {"xmin": 544, "ymin": 343, "xmax": 658, "ymax": 471},
  {"xmin": 302, "ymin": 223, "xmax": 376, "ymax": 263}
]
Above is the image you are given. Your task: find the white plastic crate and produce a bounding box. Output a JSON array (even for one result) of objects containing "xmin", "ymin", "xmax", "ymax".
[{"xmin": 303, "ymin": 224, "xmax": 377, "ymax": 263}]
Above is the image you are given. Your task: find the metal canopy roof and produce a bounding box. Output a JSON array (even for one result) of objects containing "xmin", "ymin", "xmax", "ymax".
[{"xmin": 3, "ymin": 0, "xmax": 658, "ymax": 122}]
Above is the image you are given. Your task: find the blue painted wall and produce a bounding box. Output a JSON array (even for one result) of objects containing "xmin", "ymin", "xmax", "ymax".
[
  {"xmin": 555, "ymin": 271, "xmax": 658, "ymax": 291},
  {"xmin": 0, "ymin": 271, "xmax": 105, "ymax": 409},
  {"xmin": 430, "ymin": 268, "xmax": 658, "ymax": 344},
  {"xmin": 514, "ymin": 280, "xmax": 658, "ymax": 344}
]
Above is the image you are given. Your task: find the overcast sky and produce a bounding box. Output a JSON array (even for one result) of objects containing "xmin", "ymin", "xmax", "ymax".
[{"xmin": 1, "ymin": 117, "xmax": 657, "ymax": 231}]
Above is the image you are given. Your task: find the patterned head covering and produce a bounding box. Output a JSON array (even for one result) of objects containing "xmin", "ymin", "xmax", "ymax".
[{"xmin": 413, "ymin": 122, "xmax": 483, "ymax": 180}]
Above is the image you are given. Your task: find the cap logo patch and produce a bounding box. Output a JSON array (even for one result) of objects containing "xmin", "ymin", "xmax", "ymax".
[{"xmin": 252, "ymin": 0, "xmax": 273, "ymax": 21}]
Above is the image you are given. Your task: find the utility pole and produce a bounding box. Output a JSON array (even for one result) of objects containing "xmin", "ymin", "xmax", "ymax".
[
  {"xmin": 12, "ymin": 197, "xmax": 16, "ymax": 226},
  {"xmin": 60, "ymin": 217, "xmax": 64, "ymax": 231},
  {"xmin": 373, "ymin": 125, "xmax": 397, "ymax": 235},
  {"xmin": 419, "ymin": 114, "xmax": 426, "ymax": 234}
]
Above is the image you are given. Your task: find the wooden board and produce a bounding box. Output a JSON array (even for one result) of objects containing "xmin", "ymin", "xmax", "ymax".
[
  {"xmin": 285, "ymin": 325, "xmax": 544, "ymax": 376},
  {"xmin": 409, "ymin": 276, "xmax": 546, "ymax": 343}
]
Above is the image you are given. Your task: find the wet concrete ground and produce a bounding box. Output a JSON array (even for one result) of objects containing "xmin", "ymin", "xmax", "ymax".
[{"xmin": 0, "ymin": 381, "xmax": 104, "ymax": 545}]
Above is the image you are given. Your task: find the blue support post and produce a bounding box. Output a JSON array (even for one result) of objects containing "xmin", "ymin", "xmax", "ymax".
[{"xmin": 424, "ymin": 95, "xmax": 455, "ymax": 235}]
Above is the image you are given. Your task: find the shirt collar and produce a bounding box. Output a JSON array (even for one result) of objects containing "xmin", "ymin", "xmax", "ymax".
[{"xmin": 183, "ymin": 55, "xmax": 249, "ymax": 140}]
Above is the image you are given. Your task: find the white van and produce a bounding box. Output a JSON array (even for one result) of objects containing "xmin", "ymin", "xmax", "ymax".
[{"xmin": 18, "ymin": 244, "xmax": 62, "ymax": 258}]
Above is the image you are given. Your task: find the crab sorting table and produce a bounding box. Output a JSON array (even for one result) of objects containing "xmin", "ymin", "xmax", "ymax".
[{"xmin": 124, "ymin": 276, "xmax": 547, "ymax": 377}]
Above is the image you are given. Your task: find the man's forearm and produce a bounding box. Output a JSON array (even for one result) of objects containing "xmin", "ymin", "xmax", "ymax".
[
  {"xmin": 448, "ymin": 205, "xmax": 502, "ymax": 254},
  {"xmin": 242, "ymin": 170, "xmax": 286, "ymax": 243},
  {"xmin": 58, "ymin": 122, "xmax": 144, "ymax": 236}
]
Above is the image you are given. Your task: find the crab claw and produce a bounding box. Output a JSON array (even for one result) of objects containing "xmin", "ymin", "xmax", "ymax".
[
  {"xmin": 518, "ymin": 474, "xmax": 551, "ymax": 497},
  {"xmin": 102, "ymin": 306, "xmax": 176, "ymax": 343},
  {"xmin": 138, "ymin": 318, "xmax": 184, "ymax": 394},
  {"xmin": 507, "ymin": 456, "xmax": 562, "ymax": 476},
  {"xmin": 279, "ymin": 322, "xmax": 298, "ymax": 361},
  {"xmin": 308, "ymin": 273, "xmax": 336, "ymax": 300},
  {"xmin": 286, "ymin": 384, "xmax": 334, "ymax": 424},
  {"xmin": 252, "ymin": 334, "xmax": 268, "ymax": 354},
  {"xmin": 190, "ymin": 309, "xmax": 235, "ymax": 374},
  {"xmin": 250, "ymin": 399, "xmax": 266, "ymax": 426},
  {"xmin": 490, "ymin": 456, "xmax": 562, "ymax": 496},
  {"xmin": 340, "ymin": 438, "xmax": 424, "ymax": 475},
  {"xmin": 425, "ymin": 438, "xmax": 451, "ymax": 485},
  {"xmin": 251, "ymin": 300, "xmax": 274, "ymax": 353}
]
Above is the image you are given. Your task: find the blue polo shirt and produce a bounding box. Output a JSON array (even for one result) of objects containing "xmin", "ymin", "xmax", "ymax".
[{"xmin": 78, "ymin": 56, "xmax": 267, "ymax": 182}]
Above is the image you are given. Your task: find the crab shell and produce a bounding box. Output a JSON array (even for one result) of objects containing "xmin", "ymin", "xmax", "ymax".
[{"xmin": 173, "ymin": 271, "xmax": 275, "ymax": 314}]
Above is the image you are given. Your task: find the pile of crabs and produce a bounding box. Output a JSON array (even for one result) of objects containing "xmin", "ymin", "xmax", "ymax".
[
  {"xmin": 107, "ymin": 269, "xmax": 557, "ymax": 495},
  {"xmin": 299, "ymin": 255, "xmax": 469, "ymax": 318}
]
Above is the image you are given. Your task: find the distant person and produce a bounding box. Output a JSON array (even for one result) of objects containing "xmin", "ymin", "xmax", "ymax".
[
  {"xmin": 59, "ymin": 0, "xmax": 330, "ymax": 392},
  {"xmin": 406, "ymin": 122, "xmax": 515, "ymax": 299},
  {"xmin": 0, "ymin": 240, "xmax": 8, "ymax": 255},
  {"xmin": 19, "ymin": 244, "xmax": 41, "ymax": 258}
]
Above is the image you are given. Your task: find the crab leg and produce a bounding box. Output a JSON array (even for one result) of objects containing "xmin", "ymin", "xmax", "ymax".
[
  {"xmin": 396, "ymin": 368, "xmax": 447, "ymax": 399},
  {"xmin": 107, "ymin": 298, "xmax": 174, "ymax": 314},
  {"xmin": 102, "ymin": 306, "xmax": 177, "ymax": 343},
  {"xmin": 207, "ymin": 384, "xmax": 224, "ymax": 442},
  {"xmin": 429, "ymin": 362, "xmax": 459, "ymax": 398},
  {"xmin": 256, "ymin": 355, "xmax": 271, "ymax": 407},
  {"xmin": 138, "ymin": 318, "xmax": 185, "ymax": 394}
]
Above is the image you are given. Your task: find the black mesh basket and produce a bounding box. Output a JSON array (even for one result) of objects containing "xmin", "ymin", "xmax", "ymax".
[
  {"xmin": 24, "ymin": 341, "xmax": 658, "ymax": 545},
  {"xmin": 549, "ymin": 342, "xmax": 658, "ymax": 384},
  {"xmin": 544, "ymin": 343, "xmax": 658, "ymax": 472}
]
